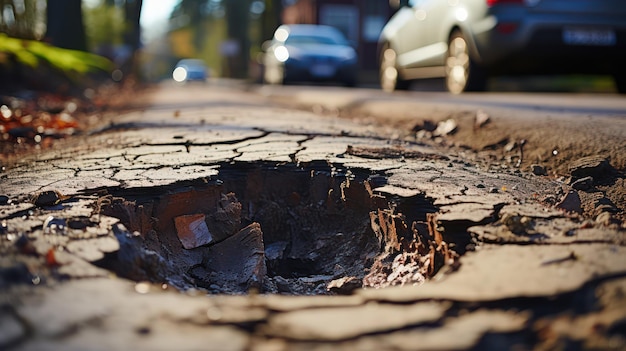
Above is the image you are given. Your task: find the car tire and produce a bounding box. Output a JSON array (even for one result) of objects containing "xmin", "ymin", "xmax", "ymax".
[
  {"xmin": 379, "ymin": 44, "xmax": 410, "ymax": 92},
  {"xmin": 445, "ymin": 31, "xmax": 487, "ymax": 94},
  {"xmin": 613, "ymin": 73, "xmax": 626, "ymax": 94}
]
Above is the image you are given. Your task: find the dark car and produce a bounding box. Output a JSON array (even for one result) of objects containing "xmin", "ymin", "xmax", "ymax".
[
  {"xmin": 263, "ymin": 24, "xmax": 358, "ymax": 86},
  {"xmin": 379, "ymin": 0, "xmax": 626, "ymax": 93}
]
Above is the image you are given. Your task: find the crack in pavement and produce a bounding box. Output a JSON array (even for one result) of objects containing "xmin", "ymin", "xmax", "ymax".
[{"xmin": 1, "ymin": 85, "xmax": 625, "ymax": 350}]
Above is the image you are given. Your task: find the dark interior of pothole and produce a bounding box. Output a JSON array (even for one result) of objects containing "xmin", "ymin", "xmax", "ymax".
[{"xmin": 95, "ymin": 161, "xmax": 463, "ymax": 295}]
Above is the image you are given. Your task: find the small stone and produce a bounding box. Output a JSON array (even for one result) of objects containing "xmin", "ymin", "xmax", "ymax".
[
  {"xmin": 530, "ymin": 164, "xmax": 547, "ymax": 176},
  {"xmin": 555, "ymin": 190, "xmax": 582, "ymax": 214},
  {"xmin": 31, "ymin": 190, "xmax": 69, "ymax": 207},
  {"xmin": 595, "ymin": 212, "xmax": 613, "ymax": 226},
  {"xmin": 412, "ymin": 119, "xmax": 437, "ymax": 132},
  {"xmin": 568, "ymin": 155, "xmax": 612, "ymax": 178},
  {"xmin": 0, "ymin": 262, "xmax": 36, "ymax": 288},
  {"xmin": 434, "ymin": 118, "xmax": 457, "ymax": 136},
  {"xmin": 504, "ymin": 140, "xmax": 517, "ymax": 152},
  {"xmin": 593, "ymin": 197, "xmax": 617, "ymax": 215},
  {"xmin": 67, "ymin": 217, "xmax": 92, "ymax": 230},
  {"xmin": 542, "ymin": 195, "xmax": 557, "ymax": 206},
  {"xmin": 203, "ymin": 223, "xmax": 266, "ymax": 291},
  {"xmin": 474, "ymin": 110, "xmax": 490, "ymax": 129},
  {"xmin": 415, "ymin": 130, "xmax": 430, "ymax": 140},
  {"xmin": 273, "ymin": 276, "xmax": 292, "ymax": 293},
  {"xmin": 327, "ymin": 276, "xmax": 362, "ymax": 295},
  {"xmin": 43, "ymin": 216, "xmax": 67, "ymax": 235},
  {"xmin": 501, "ymin": 213, "xmax": 533, "ymax": 234},
  {"xmin": 489, "ymin": 187, "xmax": 499, "ymax": 193},
  {"xmin": 571, "ymin": 176, "xmax": 594, "ymax": 191},
  {"xmin": 175, "ymin": 214, "xmax": 213, "ymax": 249}
]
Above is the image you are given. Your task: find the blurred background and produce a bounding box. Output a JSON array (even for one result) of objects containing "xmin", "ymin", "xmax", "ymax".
[
  {"xmin": 0, "ymin": 0, "xmax": 617, "ymax": 92},
  {"xmin": 0, "ymin": 0, "xmax": 395, "ymax": 85}
]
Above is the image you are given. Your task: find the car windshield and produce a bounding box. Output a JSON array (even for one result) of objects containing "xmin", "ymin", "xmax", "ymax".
[
  {"xmin": 178, "ymin": 59, "xmax": 205, "ymax": 68},
  {"xmin": 285, "ymin": 34, "xmax": 344, "ymax": 46}
]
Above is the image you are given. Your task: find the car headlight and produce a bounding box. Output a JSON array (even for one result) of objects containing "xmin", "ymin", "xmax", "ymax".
[
  {"xmin": 173, "ymin": 67, "xmax": 188, "ymax": 82},
  {"xmin": 274, "ymin": 46, "xmax": 290, "ymax": 63}
]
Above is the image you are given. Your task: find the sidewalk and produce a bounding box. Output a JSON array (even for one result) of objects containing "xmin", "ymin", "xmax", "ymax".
[{"xmin": 1, "ymin": 83, "xmax": 624, "ymax": 351}]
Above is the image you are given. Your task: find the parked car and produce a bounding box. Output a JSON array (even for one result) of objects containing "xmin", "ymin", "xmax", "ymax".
[
  {"xmin": 379, "ymin": 0, "xmax": 626, "ymax": 93},
  {"xmin": 263, "ymin": 24, "xmax": 358, "ymax": 86},
  {"xmin": 172, "ymin": 59, "xmax": 208, "ymax": 83}
]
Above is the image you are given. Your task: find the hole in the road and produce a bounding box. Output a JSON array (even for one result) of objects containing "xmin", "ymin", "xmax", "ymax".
[{"xmin": 95, "ymin": 162, "xmax": 461, "ymax": 295}]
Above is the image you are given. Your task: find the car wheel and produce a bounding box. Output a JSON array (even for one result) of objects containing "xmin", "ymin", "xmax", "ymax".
[
  {"xmin": 445, "ymin": 31, "xmax": 487, "ymax": 94},
  {"xmin": 379, "ymin": 44, "xmax": 410, "ymax": 92},
  {"xmin": 613, "ymin": 73, "xmax": 626, "ymax": 94},
  {"xmin": 343, "ymin": 79, "xmax": 356, "ymax": 88}
]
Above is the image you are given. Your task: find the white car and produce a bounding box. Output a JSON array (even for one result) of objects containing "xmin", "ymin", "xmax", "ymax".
[{"xmin": 379, "ymin": 0, "xmax": 626, "ymax": 93}]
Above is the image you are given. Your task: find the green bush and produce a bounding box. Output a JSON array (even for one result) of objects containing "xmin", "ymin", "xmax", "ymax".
[{"xmin": 0, "ymin": 34, "xmax": 113, "ymax": 75}]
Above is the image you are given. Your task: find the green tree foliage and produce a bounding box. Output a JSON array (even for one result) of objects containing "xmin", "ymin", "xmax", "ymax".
[
  {"xmin": 0, "ymin": 33, "xmax": 113, "ymax": 73},
  {"xmin": 84, "ymin": 1, "xmax": 126, "ymax": 51},
  {"xmin": 83, "ymin": 0, "xmax": 142, "ymax": 80},
  {"xmin": 0, "ymin": 1, "xmax": 113, "ymax": 93},
  {"xmin": 167, "ymin": 0, "xmax": 282, "ymax": 78}
]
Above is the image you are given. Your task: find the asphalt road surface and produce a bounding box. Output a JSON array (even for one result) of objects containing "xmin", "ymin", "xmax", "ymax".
[{"xmin": 1, "ymin": 81, "xmax": 625, "ymax": 351}]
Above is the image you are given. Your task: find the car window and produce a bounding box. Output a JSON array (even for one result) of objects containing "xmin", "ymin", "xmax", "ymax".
[
  {"xmin": 409, "ymin": 0, "xmax": 427, "ymax": 7},
  {"xmin": 285, "ymin": 34, "xmax": 344, "ymax": 46}
]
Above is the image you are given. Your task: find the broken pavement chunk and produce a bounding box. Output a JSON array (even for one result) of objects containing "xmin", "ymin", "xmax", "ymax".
[
  {"xmin": 203, "ymin": 222, "xmax": 266, "ymax": 290},
  {"xmin": 530, "ymin": 164, "xmax": 547, "ymax": 176},
  {"xmin": 31, "ymin": 190, "xmax": 70, "ymax": 207},
  {"xmin": 568, "ymin": 155, "xmax": 612, "ymax": 179},
  {"xmin": 326, "ymin": 276, "xmax": 362, "ymax": 295},
  {"xmin": 434, "ymin": 118, "xmax": 457, "ymax": 136},
  {"xmin": 262, "ymin": 302, "xmax": 447, "ymax": 341},
  {"xmin": 175, "ymin": 214, "xmax": 213, "ymax": 249},
  {"xmin": 555, "ymin": 190, "xmax": 582, "ymax": 214},
  {"xmin": 570, "ymin": 176, "xmax": 594, "ymax": 191}
]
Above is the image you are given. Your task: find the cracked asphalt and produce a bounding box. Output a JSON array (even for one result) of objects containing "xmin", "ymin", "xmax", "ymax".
[{"xmin": 1, "ymin": 82, "xmax": 625, "ymax": 350}]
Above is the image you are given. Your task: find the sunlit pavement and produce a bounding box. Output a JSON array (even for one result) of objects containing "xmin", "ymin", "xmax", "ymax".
[{"xmin": 1, "ymin": 82, "xmax": 625, "ymax": 351}]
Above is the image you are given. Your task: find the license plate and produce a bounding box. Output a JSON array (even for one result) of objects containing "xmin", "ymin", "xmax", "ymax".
[
  {"xmin": 311, "ymin": 64, "xmax": 335, "ymax": 77},
  {"xmin": 563, "ymin": 27, "xmax": 616, "ymax": 46}
]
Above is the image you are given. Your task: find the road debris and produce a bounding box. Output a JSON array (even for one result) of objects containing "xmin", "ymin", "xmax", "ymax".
[
  {"xmin": 31, "ymin": 190, "xmax": 70, "ymax": 207},
  {"xmin": 174, "ymin": 214, "xmax": 213, "ymax": 249}
]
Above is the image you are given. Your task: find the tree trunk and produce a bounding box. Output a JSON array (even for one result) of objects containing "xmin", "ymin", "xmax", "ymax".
[
  {"xmin": 124, "ymin": 0, "xmax": 143, "ymax": 52},
  {"xmin": 45, "ymin": 0, "xmax": 87, "ymax": 51},
  {"xmin": 224, "ymin": 0, "xmax": 250, "ymax": 79},
  {"xmin": 261, "ymin": 0, "xmax": 283, "ymax": 42},
  {"xmin": 122, "ymin": 0, "xmax": 143, "ymax": 79}
]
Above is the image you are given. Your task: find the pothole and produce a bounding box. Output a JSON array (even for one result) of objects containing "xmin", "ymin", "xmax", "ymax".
[{"xmin": 95, "ymin": 162, "xmax": 461, "ymax": 295}]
